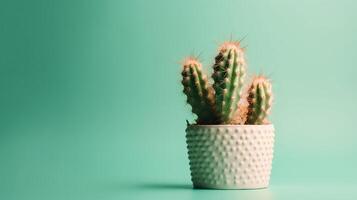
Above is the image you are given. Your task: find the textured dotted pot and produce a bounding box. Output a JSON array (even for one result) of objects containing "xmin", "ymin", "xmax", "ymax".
[{"xmin": 186, "ymin": 124, "xmax": 275, "ymax": 189}]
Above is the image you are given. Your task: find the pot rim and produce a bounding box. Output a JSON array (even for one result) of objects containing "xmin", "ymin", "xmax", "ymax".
[{"xmin": 187, "ymin": 124, "xmax": 274, "ymax": 128}]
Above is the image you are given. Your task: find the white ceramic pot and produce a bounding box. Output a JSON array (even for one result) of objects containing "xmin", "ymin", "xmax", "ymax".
[{"xmin": 186, "ymin": 124, "xmax": 275, "ymax": 189}]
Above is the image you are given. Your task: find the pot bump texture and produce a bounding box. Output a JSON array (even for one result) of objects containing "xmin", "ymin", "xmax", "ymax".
[{"xmin": 186, "ymin": 125, "xmax": 275, "ymax": 189}]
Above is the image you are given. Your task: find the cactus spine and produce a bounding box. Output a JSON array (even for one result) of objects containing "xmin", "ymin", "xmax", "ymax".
[
  {"xmin": 212, "ymin": 42, "xmax": 246, "ymax": 123},
  {"xmin": 245, "ymin": 76, "xmax": 273, "ymax": 125},
  {"xmin": 181, "ymin": 58, "xmax": 218, "ymax": 124}
]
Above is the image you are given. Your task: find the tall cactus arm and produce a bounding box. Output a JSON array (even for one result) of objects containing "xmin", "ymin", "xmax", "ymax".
[
  {"xmin": 212, "ymin": 42, "xmax": 246, "ymax": 123},
  {"xmin": 245, "ymin": 76, "xmax": 273, "ymax": 125},
  {"xmin": 181, "ymin": 58, "xmax": 218, "ymax": 124}
]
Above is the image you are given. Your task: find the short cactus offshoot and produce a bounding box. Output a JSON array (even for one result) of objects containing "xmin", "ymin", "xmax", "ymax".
[
  {"xmin": 245, "ymin": 76, "xmax": 273, "ymax": 125},
  {"xmin": 180, "ymin": 42, "xmax": 273, "ymax": 125}
]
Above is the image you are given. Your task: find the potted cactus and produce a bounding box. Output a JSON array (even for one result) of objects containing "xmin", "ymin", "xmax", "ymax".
[{"xmin": 181, "ymin": 41, "xmax": 274, "ymax": 189}]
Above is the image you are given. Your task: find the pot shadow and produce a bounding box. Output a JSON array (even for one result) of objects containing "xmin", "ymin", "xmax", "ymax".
[
  {"xmin": 135, "ymin": 182, "xmax": 193, "ymax": 190},
  {"xmin": 99, "ymin": 180, "xmax": 274, "ymax": 200},
  {"xmin": 96, "ymin": 181, "xmax": 193, "ymax": 193}
]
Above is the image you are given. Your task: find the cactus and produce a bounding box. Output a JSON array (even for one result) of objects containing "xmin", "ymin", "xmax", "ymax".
[
  {"xmin": 180, "ymin": 41, "xmax": 273, "ymax": 125},
  {"xmin": 181, "ymin": 58, "xmax": 218, "ymax": 124},
  {"xmin": 212, "ymin": 42, "xmax": 246, "ymax": 123},
  {"xmin": 245, "ymin": 76, "xmax": 273, "ymax": 125}
]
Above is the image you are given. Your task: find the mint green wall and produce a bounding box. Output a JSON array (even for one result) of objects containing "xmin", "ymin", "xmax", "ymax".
[{"xmin": 1, "ymin": 0, "xmax": 357, "ymax": 199}]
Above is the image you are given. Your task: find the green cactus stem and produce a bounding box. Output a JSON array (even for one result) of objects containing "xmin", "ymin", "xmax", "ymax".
[
  {"xmin": 245, "ymin": 76, "xmax": 273, "ymax": 125},
  {"xmin": 212, "ymin": 42, "xmax": 246, "ymax": 123},
  {"xmin": 181, "ymin": 58, "xmax": 218, "ymax": 124}
]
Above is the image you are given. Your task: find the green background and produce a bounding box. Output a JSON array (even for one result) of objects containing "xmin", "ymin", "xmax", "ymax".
[{"xmin": 1, "ymin": 0, "xmax": 357, "ymax": 199}]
